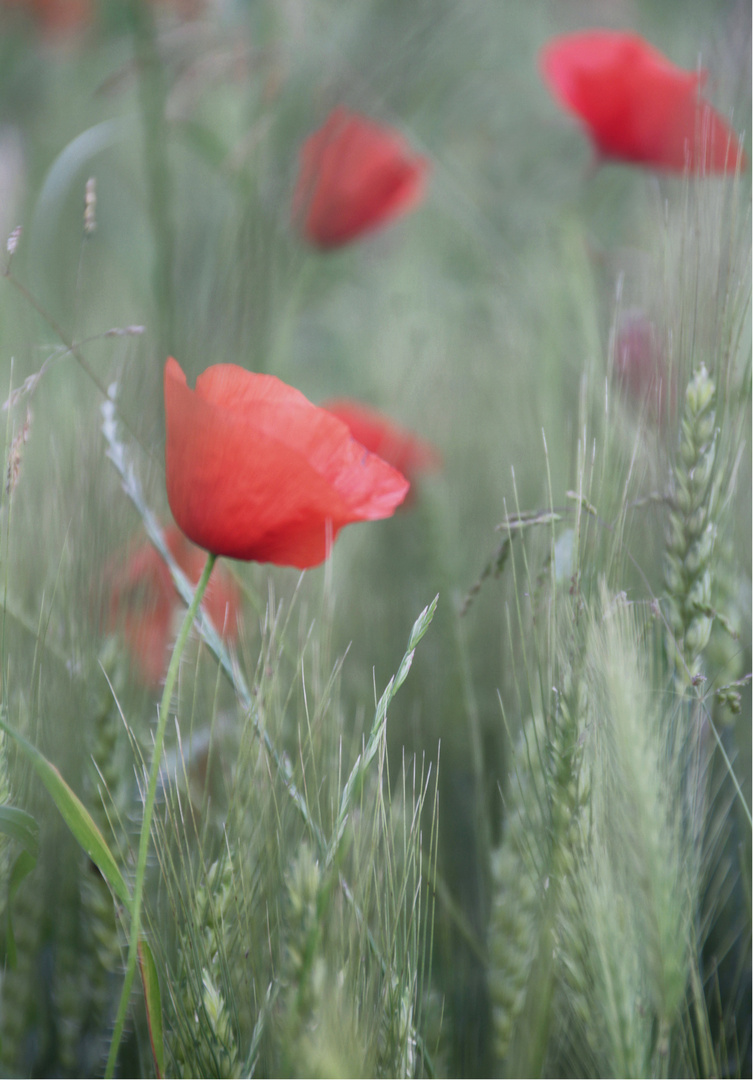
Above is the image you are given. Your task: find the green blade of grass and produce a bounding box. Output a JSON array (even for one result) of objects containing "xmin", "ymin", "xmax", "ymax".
[
  {"xmin": 0, "ymin": 805, "xmax": 39, "ymax": 855},
  {"xmin": 6, "ymin": 849, "xmax": 37, "ymax": 969},
  {"xmin": 326, "ymin": 595, "xmax": 438, "ymax": 871},
  {"xmin": 0, "ymin": 715, "xmax": 131, "ymax": 910},
  {"xmin": 0, "ymin": 806, "xmax": 40, "ymax": 968}
]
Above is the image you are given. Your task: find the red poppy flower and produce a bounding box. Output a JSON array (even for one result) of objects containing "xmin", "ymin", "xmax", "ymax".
[
  {"xmin": 539, "ymin": 30, "xmax": 746, "ymax": 173},
  {"xmin": 106, "ymin": 524, "xmax": 241, "ymax": 687},
  {"xmin": 321, "ymin": 399, "xmax": 441, "ymax": 494},
  {"xmin": 292, "ymin": 107, "xmax": 429, "ymax": 248},
  {"xmin": 164, "ymin": 357, "xmax": 409, "ymax": 567}
]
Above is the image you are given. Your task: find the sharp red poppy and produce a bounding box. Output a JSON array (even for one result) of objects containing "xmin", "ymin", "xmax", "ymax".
[
  {"xmin": 106, "ymin": 524, "xmax": 241, "ymax": 688},
  {"xmin": 539, "ymin": 30, "xmax": 746, "ymax": 173},
  {"xmin": 164, "ymin": 357, "xmax": 409, "ymax": 567},
  {"xmin": 292, "ymin": 107, "xmax": 430, "ymax": 248},
  {"xmin": 321, "ymin": 399, "xmax": 441, "ymax": 494}
]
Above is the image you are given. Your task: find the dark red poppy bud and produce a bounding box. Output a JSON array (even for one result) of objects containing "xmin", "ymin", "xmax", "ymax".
[{"xmin": 613, "ymin": 309, "xmax": 676, "ymax": 423}]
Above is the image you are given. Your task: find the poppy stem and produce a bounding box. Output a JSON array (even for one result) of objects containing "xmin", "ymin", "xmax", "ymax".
[{"xmin": 105, "ymin": 551, "xmax": 218, "ymax": 1079}]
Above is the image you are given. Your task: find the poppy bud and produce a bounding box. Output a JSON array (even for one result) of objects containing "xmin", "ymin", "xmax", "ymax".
[{"xmin": 612, "ymin": 309, "xmax": 674, "ymax": 422}]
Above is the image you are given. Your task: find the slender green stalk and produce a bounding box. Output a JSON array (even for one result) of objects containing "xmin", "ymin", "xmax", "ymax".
[
  {"xmin": 105, "ymin": 552, "xmax": 217, "ymax": 1079},
  {"xmin": 130, "ymin": 0, "xmax": 176, "ymax": 361},
  {"xmin": 2, "ymin": 270, "xmax": 152, "ymax": 457}
]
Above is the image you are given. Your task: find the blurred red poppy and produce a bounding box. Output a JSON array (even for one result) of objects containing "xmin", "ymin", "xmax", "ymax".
[
  {"xmin": 612, "ymin": 308, "xmax": 676, "ymax": 424},
  {"xmin": 1, "ymin": 0, "xmax": 202, "ymax": 35},
  {"xmin": 1, "ymin": 0, "xmax": 92, "ymax": 34},
  {"xmin": 292, "ymin": 107, "xmax": 429, "ymax": 248},
  {"xmin": 540, "ymin": 30, "xmax": 746, "ymax": 173},
  {"xmin": 164, "ymin": 357, "xmax": 409, "ymax": 567},
  {"xmin": 107, "ymin": 525, "xmax": 241, "ymax": 688},
  {"xmin": 322, "ymin": 399, "xmax": 441, "ymax": 495}
]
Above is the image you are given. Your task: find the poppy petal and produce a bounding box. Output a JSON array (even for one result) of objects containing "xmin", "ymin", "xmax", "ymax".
[
  {"xmin": 322, "ymin": 399, "xmax": 441, "ymax": 481},
  {"xmin": 164, "ymin": 358, "xmax": 409, "ymax": 567},
  {"xmin": 540, "ymin": 30, "xmax": 746, "ymax": 173},
  {"xmin": 292, "ymin": 107, "xmax": 429, "ymax": 248}
]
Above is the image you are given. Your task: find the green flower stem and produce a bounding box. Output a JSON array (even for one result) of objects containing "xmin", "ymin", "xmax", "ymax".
[{"xmin": 105, "ymin": 552, "xmax": 217, "ymax": 1080}]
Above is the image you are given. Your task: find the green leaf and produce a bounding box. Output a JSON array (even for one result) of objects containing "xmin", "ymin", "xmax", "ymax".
[
  {"xmin": 0, "ymin": 717, "xmax": 131, "ymax": 911},
  {"xmin": 139, "ymin": 937, "xmax": 165, "ymax": 1079},
  {"xmin": 0, "ymin": 807, "xmax": 40, "ymax": 967},
  {"xmin": 0, "ymin": 805, "xmax": 39, "ymax": 857},
  {"xmin": 6, "ymin": 848, "xmax": 36, "ymax": 968}
]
